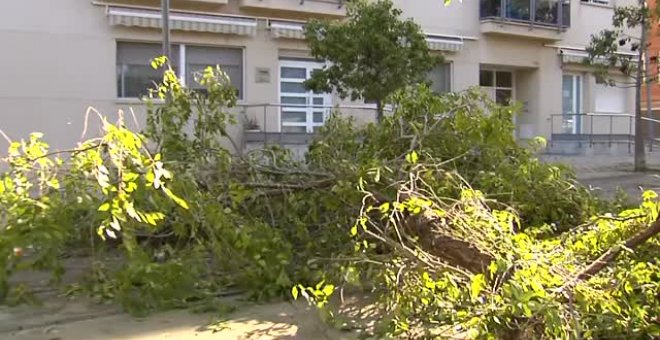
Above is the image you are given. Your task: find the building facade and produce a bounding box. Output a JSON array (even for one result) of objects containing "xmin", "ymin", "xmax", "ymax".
[
  {"xmin": 0, "ymin": 0, "xmax": 639, "ymax": 154},
  {"xmin": 643, "ymin": 0, "xmax": 660, "ymax": 142}
]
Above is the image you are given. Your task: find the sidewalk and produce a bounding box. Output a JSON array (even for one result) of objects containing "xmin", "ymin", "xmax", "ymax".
[
  {"xmin": 540, "ymin": 154, "xmax": 660, "ymax": 200},
  {"xmin": 0, "ymin": 296, "xmax": 355, "ymax": 340}
]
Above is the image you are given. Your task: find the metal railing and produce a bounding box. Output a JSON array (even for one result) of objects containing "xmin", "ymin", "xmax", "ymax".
[
  {"xmin": 480, "ymin": 0, "xmax": 571, "ymax": 28},
  {"xmin": 550, "ymin": 113, "xmax": 660, "ymax": 151},
  {"xmin": 259, "ymin": 0, "xmax": 346, "ymax": 7},
  {"xmin": 238, "ymin": 103, "xmax": 381, "ymax": 147}
]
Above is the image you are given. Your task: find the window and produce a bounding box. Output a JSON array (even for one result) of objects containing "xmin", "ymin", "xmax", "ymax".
[
  {"xmin": 117, "ymin": 42, "xmax": 179, "ymax": 98},
  {"xmin": 185, "ymin": 46, "xmax": 243, "ymax": 98},
  {"xmin": 116, "ymin": 42, "xmax": 243, "ymax": 99},
  {"xmin": 594, "ymin": 81, "xmax": 626, "ymax": 113},
  {"xmin": 479, "ymin": 69, "xmax": 513, "ymax": 105},
  {"xmin": 427, "ymin": 63, "xmax": 452, "ymax": 94}
]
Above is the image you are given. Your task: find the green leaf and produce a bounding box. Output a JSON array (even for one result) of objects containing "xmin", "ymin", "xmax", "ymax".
[
  {"xmin": 350, "ymin": 225, "xmax": 358, "ymax": 236},
  {"xmin": 163, "ymin": 188, "xmax": 189, "ymax": 210},
  {"xmin": 405, "ymin": 151, "xmax": 419, "ymax": 164},
  {"xmin": 378, "ymin": 202, "xmax": 390, "ymax": 214},
  {"xmin": 470, "ymin": 274, "xmax": 485, "ymax": 300},
  {"xmin": 98, "ymin": 203, "xmax": 111, "ymax": 212},
  {"xmin": 291, "ymin": 286, "xmax": 299, "ymax": 300},
  {"xmin": 47, "ymin": 178, "xmax": 60, "ymax": 189},
  {"xmin": 642, "ymin": 190, "xmax": 658, "ymax": 201},
  {"xmin": 322, "ymin": 284, "xmax": 334, "ymax": 296}
]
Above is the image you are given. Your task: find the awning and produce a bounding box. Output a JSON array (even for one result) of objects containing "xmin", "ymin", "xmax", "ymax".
[
  {"xmin": 558, "ymin": 47, "xmax": 637, "ymax": 65},
  {"xmin": 270, "ymin": 20, "xmax": 305, "ymax": 40},
  {"xmin": 426, "ymin": 34, "xmax": 464, "ymax": 52},
  {"xmin": 107, "ymin": 6, "xmax": 257, "ymax": 36},
  {"xmin": 559, "ymin": 49, "xmax": 589, "ymax": 64}
]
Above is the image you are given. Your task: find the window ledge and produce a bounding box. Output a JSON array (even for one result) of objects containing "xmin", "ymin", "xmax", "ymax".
[
  {"xmin": 116, "ymin": 98, "xmax": 247, "ymax": 105},
  {"xmin": 115, "ymin": 98, "xmax": 164, "ymax": 105}
]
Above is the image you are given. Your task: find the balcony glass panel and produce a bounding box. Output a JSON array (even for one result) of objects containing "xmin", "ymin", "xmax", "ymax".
[
  {"xmin": 507, "ymin": 0, "xmax": 531, "ymax": 21},
  {"xmin": 480, "ymin": 0, "xmax": 570, "ymax": 27},
  {"xmin": 535, "ymin": 0, "xmax": 559, "ymax": 25}
]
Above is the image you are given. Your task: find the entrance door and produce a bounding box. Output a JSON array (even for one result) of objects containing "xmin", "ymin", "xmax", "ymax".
[
  {"xmin": 562, "ymin": 74, "xmax": 582, "ymax": 134},
  {"xmin": 480, "ymin": 69, "xmax": 516, "ymax": 137},
  {"xmin": 279, "ymin": 60, "xmax": 332, "ymax": 133}
]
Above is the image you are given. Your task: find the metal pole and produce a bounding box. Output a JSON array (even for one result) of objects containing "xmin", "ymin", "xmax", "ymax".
[
  {"xmin": 609, "ymin": 115, "xmax": 613, "ymax": 147},
  {"xmin": 589, "ymin": 115, "xmax": 594, "ymax": 148},
  {"xmin": 161, "ymin": 0, "xmax": 171, "ymax": 61},
  {"xmin": 263, "ymin": 105, "xmax": 268, "ymax": 147}
]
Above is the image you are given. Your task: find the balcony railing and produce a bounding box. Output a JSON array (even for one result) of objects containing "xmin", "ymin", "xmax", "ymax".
[
  {"xmin": 240, "ymin": 0, "xmax": 347, "ymax": 16},
  {"xmin": 549, "ymin": 113, "xmax": 660, "ymax": 151},
  {"xmin": 239, "ymin": 103, "xmax": 381, "ymax": 147},
  {"xmin": 480, "ymin": 0, "xmax": 571, "ymax": 28}
]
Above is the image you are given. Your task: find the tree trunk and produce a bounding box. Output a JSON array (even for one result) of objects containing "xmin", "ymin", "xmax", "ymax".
[
  {"xmin": 635, "ymin": 0, "xmax": 647, "ymax": 172},
  {"xmin": 376, "ymin": 100, "xmax": 384, "ymax": 123}
]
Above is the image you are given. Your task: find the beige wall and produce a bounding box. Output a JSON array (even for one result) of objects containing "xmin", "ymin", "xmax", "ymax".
[{"xmin": 0, "ymin": 0, "xmax": 639, "ymax": 154}]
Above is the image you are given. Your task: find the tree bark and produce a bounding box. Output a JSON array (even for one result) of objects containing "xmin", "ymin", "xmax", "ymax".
[
  {"xmin": 376, "ymin": 100, "xmax": 384, "ymax": 123},
  {"xmin": 575, "ymin": 218, "xmax": 660, "ymax": 282},
  {"xmin": 403, "ymin": 216, "xmax": 495, "ymax": 274},
  {"xmin": 645, "ymin": 18, "xmax": 655, "ymax": 151},
  {"xmin": 635, "ymin": 0, "xmax": 647, "ymax": 172}
]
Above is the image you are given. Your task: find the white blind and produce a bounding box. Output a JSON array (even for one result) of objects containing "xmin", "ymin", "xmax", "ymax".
[
  {"xmin": 185, "ymin": 46, "xmax": 243, "ymax": 98},
  {"xmin": 594, "ymin": 83, "xmax": 627, "ymax": 113},
  {"xmin": 117, "ymin": 42, "xmax": 179, "ymax": 66},
  {"xmin": 427, "ymin": 63, "xmax": 452, "ymax": 94}
]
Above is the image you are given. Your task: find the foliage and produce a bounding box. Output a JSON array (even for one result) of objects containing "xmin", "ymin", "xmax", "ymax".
[
  {"xmin": 295, "ymin": 164, "xmax": 659, "ymax": 338},
  {"xmin": 308, "ymin": 85, "xmax": 601, "ymax": 231},
  {"xmin": 1, "ymin": 55, "xmax": 657, "ymax": 340},
  {"xmin": 0, "ymin": 112, "xmax": 187, "ymax": 304},
  {"xmin": 303, "ymin": 0, "xmax": 442, "ymax": 121}
]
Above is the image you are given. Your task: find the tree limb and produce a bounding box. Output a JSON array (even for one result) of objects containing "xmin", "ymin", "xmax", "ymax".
[{"xmin": 575, "ymin": 218, "xmax": 660, "ymax": 282}]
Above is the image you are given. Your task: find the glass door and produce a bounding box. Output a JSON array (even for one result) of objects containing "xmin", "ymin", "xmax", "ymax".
[
  {"xmin": 562, "ymin": 74, "xmax": 582, "ymax": 134},
  {"xmin": 279, "ymin": 60, "xmax": 332, "ymax": 133},
  {"xmin": 479, "ymin": 70, "xmax": 514, "ymax": 105}
]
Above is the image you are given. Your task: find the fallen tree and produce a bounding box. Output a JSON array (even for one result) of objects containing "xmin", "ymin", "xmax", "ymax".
[{"xmin": 0, "ymin": 60, "xmax": 656, "ymax": 338}]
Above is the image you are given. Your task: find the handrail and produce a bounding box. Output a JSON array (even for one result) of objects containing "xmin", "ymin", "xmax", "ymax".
[
  {"xmin": 236, "ymin": 103, "xmax": 389, "ymax": 110},
  {"xmin": 550, "ymin": 112, "xmax": 660, "ymax": 152},
  {"xmin": 238, "ymin": 103, "xmax": 381, "ymax": 145}
]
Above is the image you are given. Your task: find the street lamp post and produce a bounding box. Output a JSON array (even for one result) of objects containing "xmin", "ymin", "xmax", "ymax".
[{"xmin": 161, "ymin": 0, "xmax": 171, "ymax": 61}]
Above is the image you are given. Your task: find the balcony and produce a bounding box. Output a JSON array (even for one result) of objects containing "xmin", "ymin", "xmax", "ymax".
[
  {"xmin": 239, "ymin": 0, "xmax": 347, "ymax": 17},
  {"xmin": 239, "ymin": 103, "xmax": 378, "ymax": 156},
  {"xmin": 480, "ymin": 0, "xmax": 570, "ymax": 41}
]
